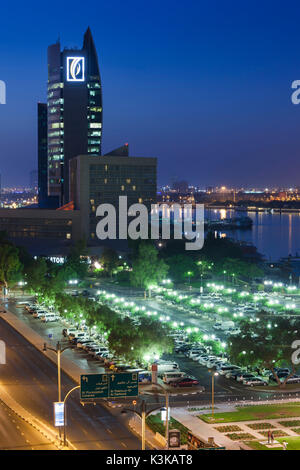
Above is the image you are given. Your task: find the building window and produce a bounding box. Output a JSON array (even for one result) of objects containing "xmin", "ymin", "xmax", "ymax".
[
  {"xmin": 66, "ymin": 233, "xmax": 71, "ymax": 239},
  {"xmin": 121, "ymin": 185, "xmax": 125, "ymax": 191},
  {"xmin": 132, "ymin": 185, "xmax": 136, "ymax": 191}
]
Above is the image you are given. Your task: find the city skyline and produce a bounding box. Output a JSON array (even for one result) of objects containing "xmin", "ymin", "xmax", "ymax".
[
  {"xmin": 2, "ymin": 2, "xmax": 300, "ymax": 455},
  {"xmin": 2, "ymin": 1, "xmax": 300, "ymax": 187}
]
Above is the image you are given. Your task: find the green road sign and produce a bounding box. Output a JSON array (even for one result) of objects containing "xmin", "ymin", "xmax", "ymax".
[{"xmin": 80, "ymin": 372, "xmax": 139, "ymax": 399}]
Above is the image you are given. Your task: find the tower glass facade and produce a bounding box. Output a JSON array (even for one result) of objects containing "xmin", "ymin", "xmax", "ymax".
[
  {"xmin": 37, "ymin": 103, "xmax": 48, "ymax": 205},
  {"xmin": 47, "ymin": 28, "xmax": 102, "ymax": 205}
]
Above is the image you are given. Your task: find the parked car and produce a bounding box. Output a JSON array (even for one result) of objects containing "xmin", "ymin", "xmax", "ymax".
[
  {"xmin": 284, "ymin": 375, "xmax": 300, "ymax": 384},
  {"xmin": 217, "ymin": 365, "xmax": 241, "ymax": 375},
  {"xmin": 236, "ymin": 373, "xmax": 256, "ymax": 383},
  {"xmin": 163, "ymin": 371, "xmax": 186, "ymax": 384},
  {"xmin": 170, "ymin": 377, "xmax": 200, "ymax": 388},
  {"xmin": 225, "ymin": 369, "xmax": 246, "ymax": 380},
  {"xmin": 41, "ymin": 314, "xmax": 59, "ymax": 322},
  {"xmin": 243, "ymin": 377, "xmax": 268, "ymax": 386},
  {"xmin": 152, "ymin": 362, "xmax": 179, "ymax": 375}
]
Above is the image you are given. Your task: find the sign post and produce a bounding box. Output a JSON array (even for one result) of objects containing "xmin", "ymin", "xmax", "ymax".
[{"xmin": 80, "ymin": 372, "xmax": 139, "ymax": 400}]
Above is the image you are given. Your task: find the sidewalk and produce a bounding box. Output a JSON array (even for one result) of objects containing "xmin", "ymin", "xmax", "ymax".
[{"xmin": 171, "ymin": 407, "xmax": 248, "ymax": 450}]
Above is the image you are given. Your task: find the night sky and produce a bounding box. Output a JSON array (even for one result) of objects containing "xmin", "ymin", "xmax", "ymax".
[{"xmin": 1, "ymin": 0, "xmax": 300, "ymax": 187}]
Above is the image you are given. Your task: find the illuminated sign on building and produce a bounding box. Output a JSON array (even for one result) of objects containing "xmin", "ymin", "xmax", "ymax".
[{"xmin": 66, "ymin": 57, "xmax": 85, "ymax": 82}]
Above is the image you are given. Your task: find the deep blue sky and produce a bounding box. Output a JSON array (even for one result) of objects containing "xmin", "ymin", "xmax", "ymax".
[{"xmin": 1, "ymin": 0, "xmax": 300, "ymax": 187}]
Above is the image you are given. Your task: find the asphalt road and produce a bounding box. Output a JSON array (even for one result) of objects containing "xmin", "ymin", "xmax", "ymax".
[
  {"xmin": 0, "ymin": 399, "xmax": 57, "ymax": 450},
  {"xmin": 0, "ymin": 315, "xmax": 142, "ymax": 450}
]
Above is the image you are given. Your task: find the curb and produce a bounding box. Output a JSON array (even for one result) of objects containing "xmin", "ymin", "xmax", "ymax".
[
  {"xmin": 0, "ymin": 393, "xmax": 65, "ymax": 450},
  {"xmin": 142, "ymin": 390, "xmax": 202, "ymax": 397}
]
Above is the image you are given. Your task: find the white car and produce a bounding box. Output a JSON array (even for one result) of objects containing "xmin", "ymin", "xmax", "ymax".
[
  {"xmin": 163, "ymin": 371, "xmax": 186, "ymax": 384},
  {"xmin": 42, "ymin": 314, "xmax": 59, "ymax": 322},
  {"xmin": 284, "ymin": 375, "xmax": 300, "ymax": 384},
  {"xmin": 217, "ymin": 365, "xmax": 241, "ymax": 375},
  {"xmin": 243, "ymin": 377, "xmax": 268, "ymax": 387}
]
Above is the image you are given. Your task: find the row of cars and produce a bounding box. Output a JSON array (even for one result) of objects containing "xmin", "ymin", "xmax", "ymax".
[
  {"xmin": 19, "ymin": 299, "xmax": 202, "ymax": 388},
  {"xmin": 21, "ymin": 301, "xmax": 60, "ymax": 322},
  {"xmin": 174, "ymin": 340, "xmax": 270, "ymax": 386},
  {"xmin": 176, "ymin": 340, "xmax": 300, "ymax": 386}
]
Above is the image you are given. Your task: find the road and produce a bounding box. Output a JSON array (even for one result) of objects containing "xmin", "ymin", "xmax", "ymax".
[
  {"xmin": 0, "ymin": 315, "xmax": 142, "ymax": 450},
  {"xmin": 0, "ymin": 399, "xmax": 56, "ymax": 450}
]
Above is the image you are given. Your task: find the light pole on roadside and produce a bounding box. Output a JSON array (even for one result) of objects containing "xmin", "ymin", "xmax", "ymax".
[
  {"xmin": 43, "ymin": 341, "xmax": 74, "ymax": 440},
  {"xmin": 153, "ymin": 382, "xmax": 170, "ymax": 449},
  {"xmin": 43, "ymin": 341, "xmax": 73, "ymax": 401},
  {"xmin": 187, "ymin": 272, "xmax": 192, "ymax": 290},
  {"xmin": 209, "ymin": 370, "xmax": 219, "ymax": 419},
  {"xmin": 200, "ymin": 274, "xmax": 203, "ymax": 295},
  {"xmin": 128, "ymin": 388, "xmax": 170, "ymax": 450},
  {"xmin": 62, "ymin": 385, "xmax": 80, "ymax": 446}
]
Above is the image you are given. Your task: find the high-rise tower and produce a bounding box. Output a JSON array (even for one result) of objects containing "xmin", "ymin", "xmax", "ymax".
[{"xmin": 47, "ymin": 27, "xmax": 102, "ymax": 205}]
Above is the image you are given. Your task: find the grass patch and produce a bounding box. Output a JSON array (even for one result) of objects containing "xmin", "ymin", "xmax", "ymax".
[
  {"xmin": 278, "ymin": 436, "xmax": 300, "ymax": 450},
  {"xmin": 247, "ymin": 422, "xmax": 276, "ymax": 430},
  {"xmin": 278, "ymin": 420, "xmax": 300, "ymax": 427},
  {"xmin": 215, "ymin": 425, "xmax": 242, "ymax": 433},
  {"xmin": 200, "ymin": 403, "xmax": 300, "ymax": 423},
  {"xmin": 146, "ymin": 414, "xmax": 189, "ymax": 444},
  {"xmin": 226, "ymin": 433, "xmax": 256, "ymax": 441},
  {"xmin": 291, "ymin": 428, "xmax": 300, "ymax": 434}
]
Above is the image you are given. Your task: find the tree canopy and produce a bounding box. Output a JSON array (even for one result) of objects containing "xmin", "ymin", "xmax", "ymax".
[
  {"xmin": 228, "ymin": 312, "xmax": 299, "ymax": 387},
  {"xmin": 130, "ymin": 242, "xmax": 168, "ymax": 289}
]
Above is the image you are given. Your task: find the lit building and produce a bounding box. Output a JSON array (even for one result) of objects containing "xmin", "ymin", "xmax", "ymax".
[
  {"xmin": 47, "ymin": 27, "xmax": 102, "ymax": 205},
  {"xmin": 37, "ymin": 103, "xmax": 48, "ymax": 206},
  {"xmin": 69, "ymin": 145, "xmax": 157, "ymax": 242}
]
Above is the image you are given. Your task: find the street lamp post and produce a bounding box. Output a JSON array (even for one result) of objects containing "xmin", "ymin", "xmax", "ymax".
[
  {"xmin": 200, "ymin": 274, "xmax": 203, "ymax": 295},
  {"xmin": 187, "ymin": 271, "xmax": 192, "ymax": 290},
  {"xmin": 141, "ymin": 400, "xmax": 146, "ymax": 450},
  {"xmin": 165, "ymin": 391, "xmax": 169, "ymax": 449},
  {"xmin": 63, "ymin": 385, "xmax": 80, "ymax": 446},
  {"xmin": 209, "ymin": 370, "xmax": 218, "ymax": 419},
  {"xmin": 43, "ymin": 341, "xmax": 74, "ymax": 440},
  {"xmin": 153, "ymin": 382, "xmax": 170, "ymax": 449}
]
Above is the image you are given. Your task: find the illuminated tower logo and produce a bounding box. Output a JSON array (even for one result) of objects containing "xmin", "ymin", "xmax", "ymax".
[{"xmin": 67, "ymin": 57, "xmax": 85, "ymax": 82}]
